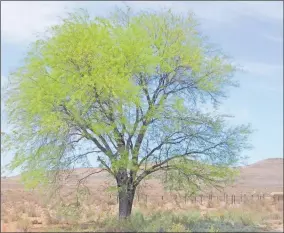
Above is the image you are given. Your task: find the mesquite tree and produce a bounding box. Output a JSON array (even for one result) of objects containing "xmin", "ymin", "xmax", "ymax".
[{"xmin": 2, "ymin": 8, "xmax": 252, "ymax": 218}]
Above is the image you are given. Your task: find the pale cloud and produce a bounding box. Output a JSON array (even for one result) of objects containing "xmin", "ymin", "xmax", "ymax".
[
  {"xmin": 230, "ymin": 108, "xmax": 250, "ymax": 125},
  {"xmin": 239, "ymin": 61, "xmax": 283, "ymax": 94},
  {"xmin": 216, "ymin": 105, "xmax": 250, "ymax": 125},
  {"xmin": 264, "ymin": 34, "xmax": 283, "ymax": 43},
  {"xmin": 242, "ymin": 61, "xmax": 283, "ymax": 78},
  {"xmin": 262, "ymin": 86, "xmax": 282, "ymax": 93},
  {"xmin": 239, "ymin": 1, "xmax": 283, "ymax": 21},
  {"xmin": 126, "ymin": 1, "xmax": 283, "ymax": 22},
  {"xmin": 1, "ymin": 1, "xmax": 283, "ymax": 44},
  {"xmin": 1, "ymin": 1, "xmax": 73, "ymax": 43}
]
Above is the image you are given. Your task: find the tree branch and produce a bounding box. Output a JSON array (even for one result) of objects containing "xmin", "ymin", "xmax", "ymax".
[{"xmin": 134, "ymin": 141, "xmax": 225, "ymax": 186}]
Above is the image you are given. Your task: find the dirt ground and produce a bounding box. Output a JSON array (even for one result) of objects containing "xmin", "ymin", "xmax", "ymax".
[{"xmin": 1, "ymin": 158, "xmax": 283, "ymax": 232}]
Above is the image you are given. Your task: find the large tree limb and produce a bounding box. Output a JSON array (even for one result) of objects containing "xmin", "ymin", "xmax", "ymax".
[{"xmin": 134, "ymin": 141, "xmax": 225, "ymax": 186}]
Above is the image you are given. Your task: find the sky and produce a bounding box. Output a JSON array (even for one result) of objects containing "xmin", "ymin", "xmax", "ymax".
[{"xmin": 1, "ymin": 1, "xmax": 283, "ymax": 176}]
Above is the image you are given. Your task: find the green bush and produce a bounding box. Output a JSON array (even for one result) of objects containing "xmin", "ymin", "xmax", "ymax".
[{"xmin": 49, "ymin": 210, "xmax": 263, "ymax": 232}]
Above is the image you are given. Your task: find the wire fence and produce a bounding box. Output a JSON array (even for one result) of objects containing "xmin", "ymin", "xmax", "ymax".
[{"xmin": 109, "ymin": 192, "xmax": 283, "ymax": 205}]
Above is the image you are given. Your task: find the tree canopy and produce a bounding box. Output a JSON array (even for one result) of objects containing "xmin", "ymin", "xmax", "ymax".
[{"xmin": 2, "ymin": 8, "xmax": 252, "ymax": 217}]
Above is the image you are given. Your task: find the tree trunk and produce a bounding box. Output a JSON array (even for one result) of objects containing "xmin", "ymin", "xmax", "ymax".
[
  {"xmin": 116, "ymin": 170, "xmax": 136, "ymax": 219},
  {"xmin": 118, "ymin": 186, "xmax": 135, "ymax": 219}
]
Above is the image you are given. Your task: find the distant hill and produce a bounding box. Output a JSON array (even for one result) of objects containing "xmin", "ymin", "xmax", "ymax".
[
  {"xmin": 228, "ymin": 158, "xmax": 283, "ymax": 193},
  {"xmin": 1, "ymin": 158, "xmax": 283, "ymax": 195}
]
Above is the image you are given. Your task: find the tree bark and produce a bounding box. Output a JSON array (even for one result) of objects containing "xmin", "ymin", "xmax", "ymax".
[
  {"xmin": 116, "ymin": 170, "xmax": 136, "ymax": 219},
  {"xmin": 118, "ymin": 186, "xmax": 135, "ymax": 219}
]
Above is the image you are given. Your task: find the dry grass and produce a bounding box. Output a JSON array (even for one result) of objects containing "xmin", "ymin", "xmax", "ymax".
[
  {"xmin": 1, "ymin": 159, "xmax": 283, "ymax": 232},
  {"xmin": 16, "ymin": 218, "xmax": 31, "ymax": 232},
  {"xmin": 43, "ymin": 209, "xmax": 60, "ymax": 225},
  {"xmin": 10, "ymin": 211, "xmax": 21, "ymax": 222},
  {"xmin": 1, "ymin": 194, "xmax": 283, "ymax": 232},
  {"xmin": 27, "ymin": 206, "xmax": 40, "ymax": 218}
]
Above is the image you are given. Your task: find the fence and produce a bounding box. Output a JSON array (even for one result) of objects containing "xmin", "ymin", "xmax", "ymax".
[{"xmin": 109, "ymin": 192, "xmax": 282, "ymax": 206}]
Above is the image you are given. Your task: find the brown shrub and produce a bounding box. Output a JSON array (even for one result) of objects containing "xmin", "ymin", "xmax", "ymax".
[
  {"xmin": 16, "ymin": 218, "xmax": 31, "ymax": 232},
  {"xmin": 17, "ymin": 204, "xmax": 26, "ymax": 214},
  {"xmin": 85, "ymin": 208, "xmax": 96, "ymax": 221},
  {"xmin": 266, "ymin": 212, "xmax": 282, "ymax": 220},
  {"xmin": 27, "ymin": 207, "xmax": 39, "ymax": 218},
  {"xmin": 10, "ymin": 212, "xmax": 21, "ymax": 222},
  {"xmin": 31, "ymin": 219, "xmax": 42, "ymax": 225},
  {"xmin": 206, "ymin": 200, "xmax": 219, "ymax": 208},
  {"xmin": 3, "ymin": 217, "xmax": 9, "ymax": 223},
  {"xmin": 43, "ymin": 210, "xmax": 60, "ymax": 225},
  {"xmin": 275, "ymin": 201, "xmax": 283, "ymax": 212},
  {"xmin": 106, "ymin": 199, "xmax": 117, "ymax": 206}
]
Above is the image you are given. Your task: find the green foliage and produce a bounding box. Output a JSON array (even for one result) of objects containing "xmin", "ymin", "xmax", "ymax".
[
  {"xmin": 3, "ymin": 6, "xmax": 252, "ymax": 201},
  {"xmin": 90, "ymin": 210, "xmax": 261, "ymax": 232},
  {"xmin": 209, "ymin": 225, "xmax": 220, "ymax": 233},
  {"xmin": 55, "ymin": 203, "xmax": 82, "ymax": 224},
  {"xmin": 162, "ymin": 158, "xmax": 240, "ymax": 196}
]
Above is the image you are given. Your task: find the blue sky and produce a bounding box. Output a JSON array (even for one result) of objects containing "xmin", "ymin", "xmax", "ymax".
[{"xmin": 1, "ymin": 1, "xmax": 283, "ymax": 175}]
